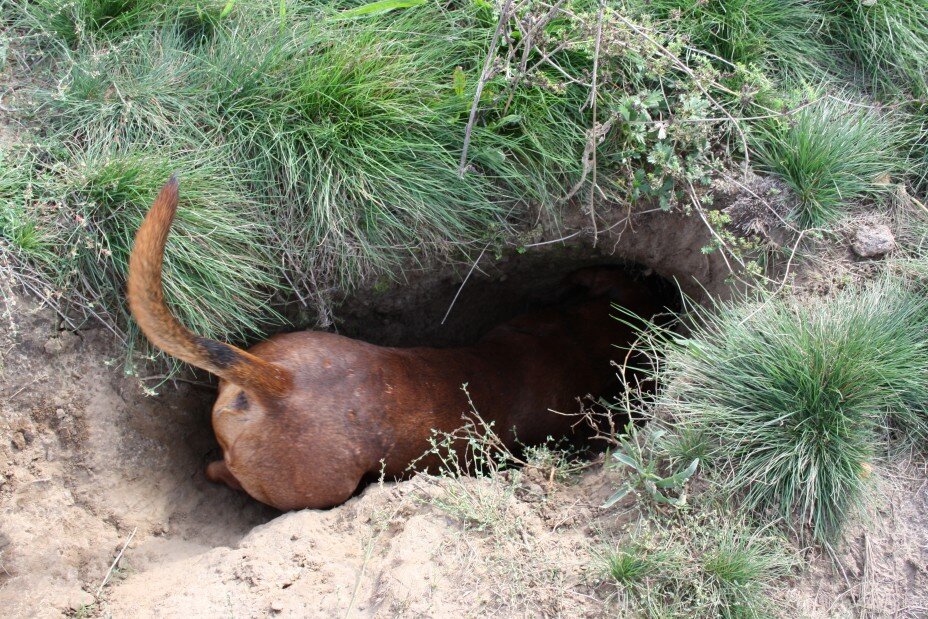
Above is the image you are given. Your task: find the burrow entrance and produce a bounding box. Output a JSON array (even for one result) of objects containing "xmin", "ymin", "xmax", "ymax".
[
  {"xmin": 161, "ymin": 203, "xmax": 733, "ymax": 536},
  {"xmin": 20, "ymin": 203, "xmax": 734, "ymax": 553},
  {"xmin": 0, "ymin": 201, "xmax": 739, "ymax": 615}
]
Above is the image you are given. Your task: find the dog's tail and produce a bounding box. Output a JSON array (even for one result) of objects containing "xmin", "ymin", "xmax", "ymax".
[{"xmin": 127, "ymin": 177, "xmax": 292, "ymax": 398}]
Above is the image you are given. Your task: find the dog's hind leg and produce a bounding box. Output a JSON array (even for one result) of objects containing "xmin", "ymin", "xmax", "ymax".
[{"xmin": 206, "ymin": 460, "xmax": 243, "ymax": 491}]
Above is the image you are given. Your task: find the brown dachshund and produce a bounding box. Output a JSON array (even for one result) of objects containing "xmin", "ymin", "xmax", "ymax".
[{"xmin": 128, "ymin": 178, "xmax": 667, "ymax": 510}]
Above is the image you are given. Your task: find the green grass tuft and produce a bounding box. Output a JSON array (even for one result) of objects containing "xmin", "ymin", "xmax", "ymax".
[
  {"xmin": 604, "ymin": 513, "xmax": 793, "ymax": 618},
  {"xmin": 659, "ymin": 280, "xmax": 928, "ymax": 541},
  {"xmin": 752, "ymin": 96, "xmax": 904, "ymax": 228},
  {"xmin": 819, "ymin": 0, "xmax": 928, "ymax": 99},
  {"xmin": 606, "ymin": 545, "xmax": 660, "ymax": 584},
  {"xmin": 204, "ymin": 6, "xmax": 511, "ymax": 284},
  {"xmin": 0, "ymin": 149, "xmax": 57, "ymax": 269},
  {"xmin": 630, "ymin": 0, "xmax": 832, "ymax": 81},
  {"xmin": 52, "ymin": 147, "xmax": 286, "ymax": 348},
  {"xmin": 38, "ymin": 24, "xmax": 211, "ymax": 147},
  {"xmin": 18, "ymin": 0, "xmax": 227, "ymax": 48}
]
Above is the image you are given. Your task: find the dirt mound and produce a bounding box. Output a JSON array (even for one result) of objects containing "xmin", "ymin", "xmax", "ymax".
[
  {"xmin": 101, "ymin": 469, "xmax": 623, "ymax": 618},
  {"xmin": 0, "ymin": 293, "xmax": 275, "ymax": 616},
  {"xmin": 0, "ymin": 287, "xmax": 627, "ymax": 616}
]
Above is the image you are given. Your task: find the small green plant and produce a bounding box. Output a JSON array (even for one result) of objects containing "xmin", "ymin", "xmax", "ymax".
[
  {"xmin": 752, "ymin": 96, "xmax": 905, "ymax": 228},
  {"xmin": 603, "ymin": 423, "xmax": 699, "ymax": 509},
  {"xmin": 0, "ymin": 149, "xmax": 56, "ymax": 269},
  {"xmin": 603, "ymin": 512, "xmax": 793, "ymax": 618},
  {"xmin": 659, "ymin": 280, "xmax": 928, "ymax": 541},
  {"xmin": 606, "ymin": 542, "xmax": 665, "ymax": 584},
  {"xmin": 412, "ymin": 403, "xmax": 523, "ymax": 534}
]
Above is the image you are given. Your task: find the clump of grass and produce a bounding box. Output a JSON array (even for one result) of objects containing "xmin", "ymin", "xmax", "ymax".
[
  {"xmin": 606, "ymin": 542, "xmax": 668, "ymax": 585},
  {"xmin": 51, "ymin": 147, "xmax": 285, "ymax": 350},
  {"xmin": 629, "ymin": 0, "xmax": 832, "ymax": 80},
  {"xmin": 752, "ymin": 97, "xmax": 905, "ymax": 228},
  {"xmin": 38, "ymin": 24, "xmax": 211, "ymax": 148},
  {"xmin": 0, "ymin": 149, "xmax": 57, "ymax": 270},
  {"xmin": 603, "ymin": 513, "xmax": 793, "ymax": 618},
  {"xmin": 18, "ymin": 0, "xmax": 226, "ymax": 48},
  {"xmin": 659, "ymin": 280, "xmax": 928, "ymax": 541},
  {"xmin": 819, "ymin": 0, "xmax": 928, "ymax": 99},
  {"xmin": 205, "ymin": 5, "xmax": 511, "ymax": 285},
  {"xmin": 696, "ymin": 519, "xmax": 794, "ymax": 615}
]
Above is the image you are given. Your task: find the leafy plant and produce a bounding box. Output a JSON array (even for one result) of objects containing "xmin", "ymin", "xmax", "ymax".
[{"xmin": 604, "ymin": 423, "xmax": 699, "ymax": 509}]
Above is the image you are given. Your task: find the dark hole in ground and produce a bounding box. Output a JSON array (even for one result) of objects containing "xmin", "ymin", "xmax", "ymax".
[
  {"xmin": 187, "ymin": 256, "xmax": 681, "ymax": 516},
  {"xmin": 331, "ymin": 254, "xmax": 681, "ymax": 348},
  {"xmin": 172, "ymin": 203, "xmax": 730, "ymax": 532},
  {"xmin": 314, "ymin": 257, "xmax": 682, "ymax": 502}
]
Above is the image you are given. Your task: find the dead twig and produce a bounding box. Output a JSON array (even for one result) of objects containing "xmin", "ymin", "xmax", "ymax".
[
  {"xmin": 441, "ymin": 244, "xmax": 489, "ymax": 325},
  {"xmin": 96, "ymin": 527, "xmax": 137, "ymax": 599},
  {"xmin": 459, "ymin": 0, "xmax": 515, "ymax": 175}
]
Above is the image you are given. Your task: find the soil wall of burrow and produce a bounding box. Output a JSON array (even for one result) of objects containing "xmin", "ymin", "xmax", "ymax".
[{"xmin": 331, "ymin": 201, "xmax": 735, "ymax": 349}]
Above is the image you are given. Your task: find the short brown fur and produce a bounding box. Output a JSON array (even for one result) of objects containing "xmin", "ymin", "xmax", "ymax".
[{"xmin": 128, "ymin": 178, "xmax": 667, "ymax": 510}]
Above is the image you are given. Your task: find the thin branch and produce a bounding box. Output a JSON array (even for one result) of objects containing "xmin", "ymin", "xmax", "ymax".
[
  {"xmin": 441, "ymin": 244, "xmax": 489, "ymax": 325},
  {"xmin": 96, "ymin": 527, "xmax": 137, "ymax": 599},
  {"xmin": 459, "ymin": 0, "xmax": 515, "ymax": 175},
  {"xmin": 585, "ymin": 0, "xmax": 606, "ymax": 245}
]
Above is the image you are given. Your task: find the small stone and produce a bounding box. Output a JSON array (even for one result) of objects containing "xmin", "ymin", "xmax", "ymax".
[
  {"xmin": 270, "ymin": 600, "xmax": 285, "ymax": 612},
  {"xmin": 10, "ymin": 431, "xmax": 26, "ymax": 451},
  {"xmin": 67, "ymin": 590, "xmax": 95, "ymax": 611},
  {"xmin": 523, "ymin": 482, "xmax": 544, "ymax": 496},
  {"xmin": 852, "ymin": 224, "xmax": 895, "ymax": 259}
]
